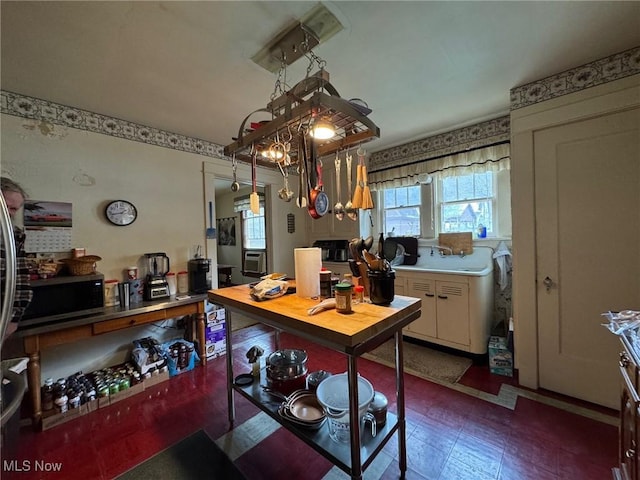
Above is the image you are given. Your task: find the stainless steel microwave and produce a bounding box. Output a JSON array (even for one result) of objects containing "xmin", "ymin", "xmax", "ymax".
[{"xmin": 21, "ymin": 273, "xmax": 105, "ymax": 328}]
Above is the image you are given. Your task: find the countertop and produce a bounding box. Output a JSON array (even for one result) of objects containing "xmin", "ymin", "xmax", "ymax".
[{"xmin": 16, "ymin": 293, "xmax": 208, "ymax": 337}]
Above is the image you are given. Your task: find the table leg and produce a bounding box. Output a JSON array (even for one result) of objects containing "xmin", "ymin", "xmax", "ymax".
[
  {"xmin": 347, "ymin": 355, "xmax": 362, "ymax": 480},
  {"xmin": 395, "ymin": 331, "xmax": 407, "ymax": 474},
  {"xmin": 26, "ymin": 350, "xmax": 41, "ymax": 429},
  {"xmin": 225, "ymin": 309, "xmax": 235, "ymax": 423},
  {"xmin": 195, "ymin": 310, "xmax": 207, "ymax": 366}
]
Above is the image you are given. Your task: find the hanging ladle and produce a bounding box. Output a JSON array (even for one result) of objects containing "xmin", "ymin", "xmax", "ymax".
[
  {"xmin": 230, "ymin": 154, "xmax": 240, "ymax": 192},
  {"xmin": 334, "ymin": 152, "xmax": 344, "ymax": 220},
  {"xmin": 345, "ymin": 150, "xmax": 358, "ymax": 221}
]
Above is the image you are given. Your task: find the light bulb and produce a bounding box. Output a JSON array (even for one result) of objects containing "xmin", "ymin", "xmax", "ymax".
[{"xmin": 310, "ymin": 118, "xmax": 335, "ymax": 140}]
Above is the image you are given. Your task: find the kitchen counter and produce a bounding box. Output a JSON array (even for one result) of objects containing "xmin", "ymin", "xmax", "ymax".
[
  {"xmin": 17, "ymin": 294, "xmax": 208, "ymax": 429},
  {"xmin": 209, "ymin": 284, "xmax": 421, "ymax": 479}
]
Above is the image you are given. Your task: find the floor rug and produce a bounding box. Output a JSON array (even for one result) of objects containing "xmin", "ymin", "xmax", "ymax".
[
  {"xmin": 117, "ymin": 430, "xmax": 246, "ymax": 480},
  {"xmin": 363, "ymin": 339, "xmax": 472, "ymax": 384}
]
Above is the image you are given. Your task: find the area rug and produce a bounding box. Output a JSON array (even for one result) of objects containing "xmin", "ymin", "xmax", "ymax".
[
  {"xmin": 363, "ymin": 339, "xmax": 472, "ymax": 384},
  {"xmin": 117, "ymin": 430, "xmax": 246, "ymax": 480}
]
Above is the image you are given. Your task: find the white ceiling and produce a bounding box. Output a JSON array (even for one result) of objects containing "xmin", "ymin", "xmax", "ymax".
[{"xmin": 1, "ymin": 1, "xmax": 639, "ymax": 156}]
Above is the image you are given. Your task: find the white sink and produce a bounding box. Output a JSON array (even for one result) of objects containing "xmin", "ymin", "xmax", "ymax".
[{"xmin": 393, "ymin": 247, "xmax": 494, "ymax": 277}]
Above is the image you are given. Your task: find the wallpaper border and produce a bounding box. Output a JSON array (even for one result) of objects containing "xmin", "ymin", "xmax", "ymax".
[{"xmin": 0, "ymin": 90, "xmax": 226, "ymax": 159}]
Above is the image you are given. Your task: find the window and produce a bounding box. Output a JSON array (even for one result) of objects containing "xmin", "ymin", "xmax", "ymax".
[
  {"xmin": 382, "ymin": 185, "xmax": 421, "ymax": 237},
  {"xmin": 241, "ymin": 207, "xmax": 266, "ymax": 249},
  {"xmin": 439, "ymin": 172, "xmax": 493, "ymax": 235}
]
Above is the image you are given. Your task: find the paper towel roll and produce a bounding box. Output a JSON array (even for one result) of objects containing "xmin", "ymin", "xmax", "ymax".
[{"xmin": 294, "ymin": 248, "xmax": 321, "ymax": 298}]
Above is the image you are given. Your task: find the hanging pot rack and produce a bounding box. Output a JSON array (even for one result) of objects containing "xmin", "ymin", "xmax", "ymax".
[{"xmin": 224, "ymin": 70, "xmax": 380, "ymax": 168}]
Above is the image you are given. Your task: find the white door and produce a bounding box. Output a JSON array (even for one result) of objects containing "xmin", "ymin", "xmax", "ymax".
[{"xmin": 534, "ymin": 107, "xmax": 640, "ymax": 408}]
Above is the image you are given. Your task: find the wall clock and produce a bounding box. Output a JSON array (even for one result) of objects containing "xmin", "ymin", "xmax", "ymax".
[{"xmin": 105, "ymin": 200, "xmax": 137, "ymax": 226}]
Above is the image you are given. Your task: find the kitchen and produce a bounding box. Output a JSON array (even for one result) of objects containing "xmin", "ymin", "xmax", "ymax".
[{"xmin": 1, "ymin": 1, "xmax": 640, "ymax": 479}]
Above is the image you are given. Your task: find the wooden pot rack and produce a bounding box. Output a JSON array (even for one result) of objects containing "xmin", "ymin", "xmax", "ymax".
[{"xmin": 224, "ymin": 71, "xmax": 380, "ymax": 167}]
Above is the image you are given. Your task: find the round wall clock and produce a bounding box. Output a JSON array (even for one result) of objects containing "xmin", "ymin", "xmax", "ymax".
[{"xmin": 105, "ymin": 200, "xmax": 137, "ymax": 226}]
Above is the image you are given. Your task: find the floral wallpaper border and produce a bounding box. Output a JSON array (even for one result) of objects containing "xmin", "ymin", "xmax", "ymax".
[
  {"xmin": 510, "ymin": 46, "xmax": 640, "ymax": 111},
  {"xmin": 2, "ymin": 47, "xmax": 638, "ymax": 168},
  {"xmin": 0, "ymin": 90, "xmax": 226, "ymax": 158},
  {"xmin": 369, "ymin": 116, "xmax": 510, "ymax": 173}
]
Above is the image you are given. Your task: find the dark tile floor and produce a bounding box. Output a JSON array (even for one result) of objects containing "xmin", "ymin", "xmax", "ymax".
[{"xmin": 2, "ymin": 324, "xmax": 618, "ymax": 480}]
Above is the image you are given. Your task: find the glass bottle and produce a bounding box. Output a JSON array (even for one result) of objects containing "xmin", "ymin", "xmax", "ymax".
[{"xmin": 41, "ymin": 378, "xmax": 55, "ymax": 411}]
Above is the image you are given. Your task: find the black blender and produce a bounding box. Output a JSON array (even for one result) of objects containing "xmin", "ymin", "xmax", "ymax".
[{"xmin": 144, "ymin": 252, "xmax": 170, "ymax": 300}]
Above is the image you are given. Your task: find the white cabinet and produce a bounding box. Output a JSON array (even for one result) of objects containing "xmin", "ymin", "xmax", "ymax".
[{"xmin": 400, "ymin": 271, "xmax": 493, "ymax": 354}]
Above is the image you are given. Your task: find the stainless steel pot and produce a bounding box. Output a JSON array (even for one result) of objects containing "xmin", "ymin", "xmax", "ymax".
[{"xmin": 266, "ymin": 349, "xmax": 308, "ymax": 381}]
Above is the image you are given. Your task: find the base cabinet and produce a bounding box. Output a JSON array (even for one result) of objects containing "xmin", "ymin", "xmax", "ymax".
[
  {"xmin": 615, "ymin": 337, "xmax": 639, "ymax": 480},
  {"xmin": 399, "ymin": 271, "xmax": 493, "ymax": 354}
]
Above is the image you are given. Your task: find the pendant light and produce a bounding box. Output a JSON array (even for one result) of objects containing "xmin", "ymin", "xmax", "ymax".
[{"xmin": 309, "ymin": 116, "xmax": 335, "ymax": 140}]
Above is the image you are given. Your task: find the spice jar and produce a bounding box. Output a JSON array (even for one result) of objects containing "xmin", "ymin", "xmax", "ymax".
[
  {"xmin": 354, "ymin": 285, "xmax": 365, "ymax": 304},
  {"xmin": 319, "ymin": 269, "xmax": 332, "ymax": 298},
  {"xmin": 334, "ymin": 283, "xmax": 353, "ymax": 314},
  {"xmin": 41, "ymin": 378, "xmax": 55, "ymax": 411}
]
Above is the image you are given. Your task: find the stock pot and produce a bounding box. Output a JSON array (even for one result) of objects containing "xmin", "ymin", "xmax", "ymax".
[{"xmin": 266, "ymin": 349, "xmax": 308, "ymax": 395}]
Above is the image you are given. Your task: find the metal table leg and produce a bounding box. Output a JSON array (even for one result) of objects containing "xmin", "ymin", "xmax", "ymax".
[
  {"xmin": 225, "ymin": 309, "xmax": 235, "ymax": 423},
  {"xmin": 395, "ymin": 331, "xmax": 407, "ymax": 474},
  {"xmin": 348, "ymin": 355, "xmax": 362, "ymax": 480}
]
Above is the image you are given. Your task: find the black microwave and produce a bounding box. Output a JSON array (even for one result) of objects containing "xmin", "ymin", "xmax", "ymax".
[{"xmin": 21, "ymin": 273, "xmax": 105, "ymax": 328}]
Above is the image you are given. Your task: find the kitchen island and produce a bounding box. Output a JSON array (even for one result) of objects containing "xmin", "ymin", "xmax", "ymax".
[{"xmin": 209, "ymin": 284, "xmax": 421, "ymax": 480}]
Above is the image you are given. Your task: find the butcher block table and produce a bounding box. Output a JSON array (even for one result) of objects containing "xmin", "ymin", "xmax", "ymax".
[{"xmin": 209, "ymin": 283, "xmax": 421, "ymax": 480}]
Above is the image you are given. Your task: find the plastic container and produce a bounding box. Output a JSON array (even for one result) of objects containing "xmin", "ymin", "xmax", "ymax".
[
  {"xmin": 354, "ymin": 285, "xmax": 365, "ymax": 304},
  {"xmin": 166, "ymin": 272, "xmax": 177, "ymax": 295},
  {"xmin": 177, "ymin": 271, "xmax": 188, "ymax": 294},
  {"xmin": 104, "ymin": 279, "xmax": 120, "ymax": 307}
]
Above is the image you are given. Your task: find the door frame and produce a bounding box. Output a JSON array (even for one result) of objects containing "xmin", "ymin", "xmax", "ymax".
[{"xmin": 510, "ymin": 75, "xmax": 640, "ymax": 390}]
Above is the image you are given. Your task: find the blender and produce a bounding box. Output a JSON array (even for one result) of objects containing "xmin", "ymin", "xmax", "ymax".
[{"xmin": 143, "ymin": 252, "xmax": 170, "ymax": 300}]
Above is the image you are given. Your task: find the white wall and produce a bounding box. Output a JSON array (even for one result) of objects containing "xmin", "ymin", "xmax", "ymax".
[{"xmin": 1, "ymin": 113, "xmax": 307, "ymax": 380}]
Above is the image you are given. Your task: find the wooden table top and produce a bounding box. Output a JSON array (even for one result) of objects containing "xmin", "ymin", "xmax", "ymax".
[{"xmin": 208, "ymin": 283, "xmax": 420, "ymax": 354}]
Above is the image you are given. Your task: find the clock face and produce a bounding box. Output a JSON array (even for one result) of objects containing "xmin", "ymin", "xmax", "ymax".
[
  {"xmin": 315, "ymin": 191, "xmax": 329, "ymax": 216},
  {"xmin": 105, "ymin": 200, "xmax": 137, "ymax": 226}
]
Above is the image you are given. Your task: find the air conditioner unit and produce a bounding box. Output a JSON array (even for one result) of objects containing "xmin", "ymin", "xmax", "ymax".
[{"xmin": 243, "ymin": 251, "xmax": 266, "ymax": 275}]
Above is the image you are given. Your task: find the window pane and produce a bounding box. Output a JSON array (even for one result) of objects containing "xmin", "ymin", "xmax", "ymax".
[
  {"xmin": 441, "ymin": 200, "xmax": 492, "ymax": 234},
  {"xmin": 384, "ymin": 206, "xmax": 421, "ymax": 236},
  {"xmin": 242, "ymin": 207, "xmax": 266, "ymax": 249}
]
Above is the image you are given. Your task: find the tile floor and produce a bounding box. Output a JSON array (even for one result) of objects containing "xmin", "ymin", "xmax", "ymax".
[{"xmin": 2, "ymin": 324, "xmax": 618, "ymax": 480}]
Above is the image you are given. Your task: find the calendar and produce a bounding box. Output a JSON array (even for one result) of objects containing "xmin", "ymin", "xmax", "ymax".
[{"xmin": 23, "ymin": 200, "xmax": 72, "ymax": 253}]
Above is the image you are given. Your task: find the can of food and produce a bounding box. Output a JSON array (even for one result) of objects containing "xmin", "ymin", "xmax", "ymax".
[{"xmin": 72, "ymin": 248, "xmax": 86, "ymax": 258}]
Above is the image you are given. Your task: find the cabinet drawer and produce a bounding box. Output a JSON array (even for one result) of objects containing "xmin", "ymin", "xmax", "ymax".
[{"xmin": 93, "ymin": 311, "xmax": 167, "ymax": 334}]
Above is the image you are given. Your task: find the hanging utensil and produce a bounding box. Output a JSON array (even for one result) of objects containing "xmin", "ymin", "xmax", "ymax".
[
  {"xmin": 277, "ymin": 162, "xmax": 294, "ymax": 202},
  {"xmin": 206, "ymin": 201, "xmax": 216, "ymax": 239},
  {"xmin": 296, "ymin": 133, "xmax": 307, "ymax": 208},
  {"xmin": 359, "ymin": 147, "xmax": 374, "ymax": 210},
  {"xmin": 250, "ymin": 145, "xmax": 260, "ymax": 214},
  {"xmin": 307, "ymin": 140, "xmax": 329, "ymax": 219},
  {"xmin": 231, "ymin": 154, "xmax": 240, "ymax": 192},
  {"xmin": 352, "ymin": 152, "xmax": 363, "ymax": 209},
  {"xmin": 344, "ymin": 150, "xmax": 358, "ymax": 221},
  {"xmin": 334, "ymin": 152, "xmax": 344, "ymax": 221}
]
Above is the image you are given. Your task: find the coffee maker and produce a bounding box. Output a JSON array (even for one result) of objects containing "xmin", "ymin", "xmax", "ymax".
[
  {"xmin": 188, "ymin": 258, "xmax": 211, "ymax": 293},
  {"xmin": 144, "ymin": 252, "xmax": 170, "ymax": 300}
]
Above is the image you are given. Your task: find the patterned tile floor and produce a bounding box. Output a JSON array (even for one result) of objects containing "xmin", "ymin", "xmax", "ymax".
[{"xmin": 2, "ymin": 324, "xmax": 618, "ymax": 479}]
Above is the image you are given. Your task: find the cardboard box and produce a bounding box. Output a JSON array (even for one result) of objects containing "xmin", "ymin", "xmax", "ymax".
[
  {"xmin": 205, "ymin": 320, "xmax": 226, "ymax": 358},
  {"xmin": 489, "ymin": 336, "xmax": 513, "ymax": 377},
  {"xmin": 41, "ymin": 407, "xmax": 83, "ymax": 431},
  {"xmin": 207, "ymin": 306, "xmax": 225, "ymax": 324},
  {"xmin": 144, "ymin": 369, "xmax": 170, "ymax": 389},
  {"xmin": 100, "ymin": 382, "xmax": 145, "ymax": 407}
]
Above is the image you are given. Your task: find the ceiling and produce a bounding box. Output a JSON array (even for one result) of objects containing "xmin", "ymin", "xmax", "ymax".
[{"xmin": 2, "ymin": 1, "xmax": 639, "ymax": 158}]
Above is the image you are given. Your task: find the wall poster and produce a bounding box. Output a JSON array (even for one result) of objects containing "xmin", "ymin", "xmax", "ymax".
[{"xmin": 216, "ymin": 217, "xmax": 236, "ymax": 246}]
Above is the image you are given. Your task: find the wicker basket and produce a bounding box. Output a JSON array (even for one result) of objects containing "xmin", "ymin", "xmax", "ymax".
[{"xmin": 62, "ymin": 255, "xmax": 102, "ymax": 276}]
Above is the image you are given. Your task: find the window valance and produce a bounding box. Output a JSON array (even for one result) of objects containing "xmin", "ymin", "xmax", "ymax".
[{"xmin": 368, "ymin": 143, "xmax": 510, "ymax": 190}]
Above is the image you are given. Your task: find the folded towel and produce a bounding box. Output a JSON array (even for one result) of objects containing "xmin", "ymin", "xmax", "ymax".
[{"xmin": 492, "ymin": 241, "xmax": 512, "ymax": 291}]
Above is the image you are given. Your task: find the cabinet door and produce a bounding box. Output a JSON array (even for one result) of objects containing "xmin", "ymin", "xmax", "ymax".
[
  {"xmin": 436, "ymin": 281, "xmax": 469, "ymax": 346},
  {"xmin": 406, "ymin": 279, "xmax": 437, "ymax": 338}
]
